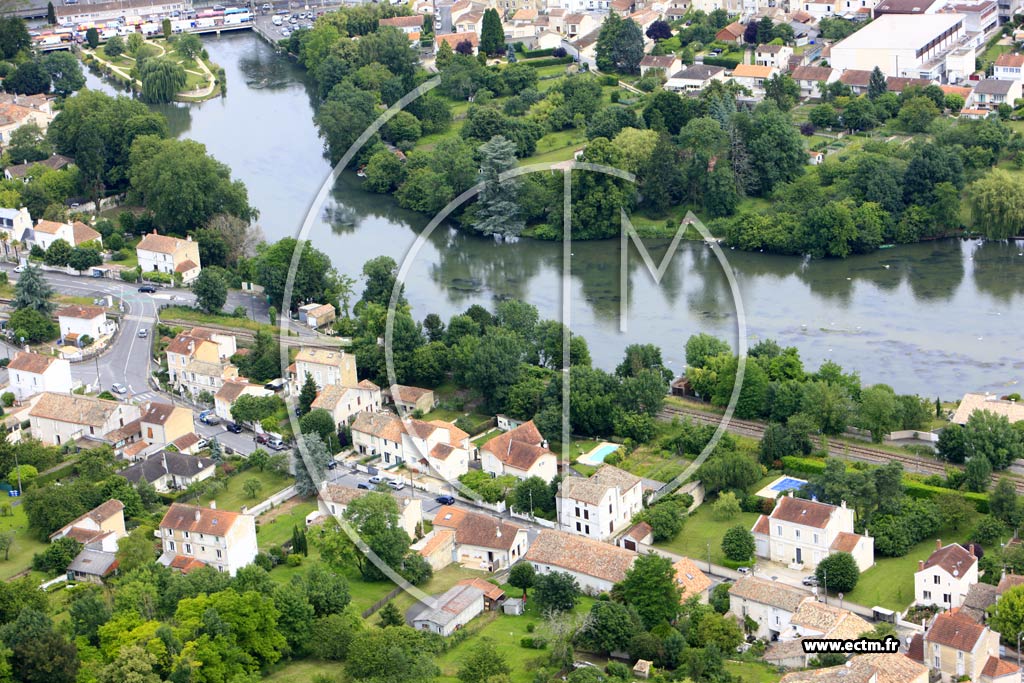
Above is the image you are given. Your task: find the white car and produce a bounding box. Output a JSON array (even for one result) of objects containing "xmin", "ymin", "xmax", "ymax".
[
  {"xmin": 111, "ymin": 383, "xmax": 127, "ymax": 394},
  {"xmin": 196, "ymin": 438, "xmax": 209, "ymax": 449},
  {"xmin": 12, "ymin": 266, "xmax": 23, "ymax": 274},
  {"xmin": 387, "ymin": 480, "xmax": 405, "ymax": 491}
]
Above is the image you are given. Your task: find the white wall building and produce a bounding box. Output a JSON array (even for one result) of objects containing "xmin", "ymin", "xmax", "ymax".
[
  {"xmin": 557, "ymin": 464, "xmax": 644, "ymax": 541},
  {"xmin": 480, "ymin": 420, "xmax": 558, "ymax": 483},
  {"xmin": 56, "ymin": 305, "xmax": 115, "ymax": 345},
  {"xmin": 7, "ymin": 351, "xmax": 72, "ymax": 400},
  {"xmin": 915, "ymin": 541, "xmax": 979, "ymax": 610},
  {"xmin": 729, "ymin": 576, "xmax": 814, "ymax": 640},
  {"xmin": 402, "ymin": 418, "xmax": 472, "ymax": 482},
  {"xmin": 828, "ymin": 13, "xmax": 967, "ymax": 79},
  {"xmin": 158, "ymin": 503, "xmax": 257, "ymax": 576},
  {"xmin": 524, "ymin": 529, "xmax": 636, "ymax": 594}
]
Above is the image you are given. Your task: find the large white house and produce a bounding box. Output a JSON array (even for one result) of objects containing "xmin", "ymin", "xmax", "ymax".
[
  {"xmin": 56, "ymin": 305, "xmax": 115, "ymax": 346},
  {"xmin": 915, "ymin": 541, "xmax": 979, "ymax": 610},
  {"xmin": 28, "ymin": 392, "xmax": 141, "ymax": 447},
  {"xmin": 7, "ymin": 351, "xmax": 72, "ymax": 400},
  {"xmin": 291, "ymin": 348, "xmax": 357, "ymax": 392},
  {"xmin": 752, "ymin": 493, "xmax": 875, "ymax": 572},
  {"xmin": 524, "ymin": 529, "xmax": 636, "ymax": 594},
  {"xmin": 310, "ymin": 380, "xmax": 381, "ymax": 428},
  {"xmin": 829, "ymin": 13, "xmax": 968, "ymax": 80},
  {"xmin": 480, "ymin": 420, "xmax": 558, "ymax": 483},
  {"xmin": 351, "ymin": 411, "xmax": 406, "ymax": 466},
  {"xmin": 157, "ymin": 503, "xmax": 257, "ymax": 576},
  {"xmin": 557, "ymin": 464, "xmax": 644, "ymax": 541},
  {"xmin": 30, "ymin": 219, "xmax": 101, "ymax": 251},
  {"xmin": 136, "ymin": 231, "xmax": 202, "ymax": 283},
  {"xmin": 402, "ymin": 418, "xmax": 472, "ymax": 482}
]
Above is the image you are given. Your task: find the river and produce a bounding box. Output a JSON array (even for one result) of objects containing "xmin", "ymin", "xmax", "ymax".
[{"xmin": 84, "ymin": 31, "xmax": 1024, "ymax": 399}]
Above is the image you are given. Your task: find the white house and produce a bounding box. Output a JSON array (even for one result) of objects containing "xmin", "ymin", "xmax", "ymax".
[
  {"xmin": 351, "ymin": 411, "xmax": 406, "ymax": 466},
  {"xmin": 49, "ymin": 499, "xmax": 126, "ymax": 551},
  {"xmin": 214, "ymin": 380, "xmax": 272, "ymax": 422},
  {"xmin": 30, "ymin": 219, "xmax": 101, "ymax": 251},
  {"xmin": 378, "ymin": 14, "xmax": 425, "ymax": 38},
  {"xmin": 480, "ymin": 420, "xmax": 558, "ymax": 483},
  {"xmin": 994, "ymin": 53, "xmax": 1024, "ymax": 81},
  {"xmin": 56, "ymin": 305, "xmax": 115, "ymax": 346},
  {"xmin": 968, "ymin": 78, "xmax": 1023, "ymax": 109},
  {"xmin": 411, "ymin": 583, "xmax": 486, "ymax": 636},
  {"xmin": 432, "ymin": 505, "xmax": 530, "ymax": 571},
  {"xmin": 754, "ymin": 43, "xmax": 794, "ymax": 69},
  {"xmin": 524, "ymin": 529, "xmax": 636, "ymax": 594},
  {"xmin": 297, "ymin": 303, "xmax": 336, "ymax": 330},
  {"xmin": 665, "ymin": 64, "xmax": 728, "ymax": 92},
  {"xmin": 752, "ymin": 493, "xmax": 875, "ymax": 572},
  {"xmin": 557, "ymin": 464, "xmax": 644, "ymax": 541},
  {"xmin": 28, "ymin": 392, "xmax": 141, "ymax": 447},
  {"xmin": 7, "ymin": 351, "xmax": 72, "ymax": 400},
  {"xmin": 915, "ymin": 541, "xmax": 979, "ymax": 610},
  {"xmin": 291, "ymin": 348, "xmax": 358, "ymax": 392},
  {"xmin": 951, "ymin": 392, "xmax": 1024, "ymax": 426},
  {"xmin": 728, "ymin": 575, "xmax": 814, "ymax": 640},
  {"xmin": 403, "ymin": 418, "xmax": 472, "ymax": 482},
  {"xmin": 730, "ymin": 64, "xmax": 778, "ymax": 94},
  {"xmin": 790, "ymin": 65, "xmax": 838, "ymax": 99},
  {"xmin": 135, "ymin": 231, "xmax": 202, "ymax": 283},
  {"xmin": 639, "ymin": 54, "xmax": 682, "ymax": 77},
  {"xmin": 158, "ymin": 503, "xmax": 257, "ymax": 576},
  {"xmin": 311, "ymin": 380, "xmax": 381, "ymax": 428},
  {"xmin": 0, "ymin": 207, "xmax": 32, "ymax": 243}
]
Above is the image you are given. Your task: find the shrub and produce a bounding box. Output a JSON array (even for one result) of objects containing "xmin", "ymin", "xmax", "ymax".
[
  {"xmin": 286, "ymin": 553, "xmax": 302, "ymax": 567},
  {"xmin": 520, "ymin": 636, "xmax": 547, "ymax": 649},
  {"xmin": 722, "ymin": 525, "xmax": 755, "ymax": 562},
  {"xmin": 1, "ymin": 392, "xmax": 13, "ymax": 407}
]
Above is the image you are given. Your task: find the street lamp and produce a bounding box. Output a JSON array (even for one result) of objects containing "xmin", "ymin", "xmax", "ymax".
[
  {"xmin": 1017, "ymin": 631, "xmax": 1023, "ymax": 670},
  {"xmin": 707, "ymin": 541, "xmax": 712, "ymax": 573},
  {"xmin": 823, "ymin": 569, "xmax": 828, "ymax": 606}
]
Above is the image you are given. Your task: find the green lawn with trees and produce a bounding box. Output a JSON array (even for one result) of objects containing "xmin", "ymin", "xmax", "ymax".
[{"xmin": 198, "ymin": 468, "xmax": 292, "ymax": 511}]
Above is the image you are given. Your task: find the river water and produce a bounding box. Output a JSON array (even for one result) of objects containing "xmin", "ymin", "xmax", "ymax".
[{"xmin": 84, "ymin": 32, "xmax": 1024, "ymax": 399}]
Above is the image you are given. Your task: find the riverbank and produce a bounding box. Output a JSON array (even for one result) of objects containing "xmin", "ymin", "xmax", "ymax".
[{"xmin": 79, "ymin": 35, "xmax": 223, "ymax": 102}]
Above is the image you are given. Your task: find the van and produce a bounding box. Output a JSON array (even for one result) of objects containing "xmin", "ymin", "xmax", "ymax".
[{"xmin": 272, "ymin": 15, "xmax": 282, "ymax": 24}]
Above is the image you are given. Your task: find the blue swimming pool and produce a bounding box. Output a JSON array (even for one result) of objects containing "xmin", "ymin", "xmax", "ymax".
[
  {"xmin": 582, "ymin": 444, "xmax": 620, "ymax": 465},
  {"xmin": 770, "ymin": 477, "xmax": 807, "ymax": 492}
]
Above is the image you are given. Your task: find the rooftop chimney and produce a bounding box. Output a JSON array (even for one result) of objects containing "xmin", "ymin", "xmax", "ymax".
[
  {"xmin": 210, "ymin": 500, "xmax": 216, "ymax": 510},
  {"xmin": 919, "ymin": 560, "xmax": 925, "ymax": 571},
  {"xmin": 194, "ymin": 509, "xmax": 201, "ymax": 522},
  {"xmin": 937, "ymin": 538, "xmax": 943, "ymax": 550}
]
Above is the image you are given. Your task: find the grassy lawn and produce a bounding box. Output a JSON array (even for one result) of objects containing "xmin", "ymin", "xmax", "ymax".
[
  {"xmin": 520, "ymin": 129, "xmax": 587, "ymax": 166},
  {"xmin": 0, "ymin": 505, "xmax": 47, "ymax": 580},
  {"xmin": 384, "ymin": 565, "xmax": 491, "ymax": 616},
  {"xmin": 657, "ymin": 503, "xmax": 760, "ymax": 566},
  {"xmin": 262, "ymin": 660, "xmax": 339, "ymax": 682},
  {"xmin": 159, "ymin": 306, "xmax": 280, "ymax": 335},
  {"xmin": 199, "ymin": 469, "xmax": 293, "ymax": 512},
  {"xmin": 724, "ymin": 659, "xmax": 786, "ymax": 683},
  {"xmin": 255, "ymin": 500, "xmax": 317, "ymax": 550},
  {"xmin": 844, "ymin": 514, "xmax": 978, "ymax": 610}
]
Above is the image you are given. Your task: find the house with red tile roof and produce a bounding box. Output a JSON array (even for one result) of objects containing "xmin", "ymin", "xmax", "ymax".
[
  {"xmin": 7, "ymin": 351, "xmax": 71, "ymax": 400},
  {"xmin": 524, "ymin": 528, "xmax": 636, "ymax": 594},
  {"xmin": 915, "ymin": 540, "xmax": 979, "ymax": 609},
  {"xmin": 752, "ymin": 492, "xmax": 874, "ymax": 571},
  {"xmin": 136, "ymin": 231, "xmax": 202, "ymax": 284},
  {"xmin": 481, "ymin": 419, "xmax": 558, "ymax": 483},
  {"xmin": 433, "ymin": 505, "xmax": 529, "ymax": 571},
  {"xmin": 50, "ymin": 499, "xmax": 126, "ymax": 552},
  {"xmin": 158, "ymin": 503, "xmax": 257, "ymax": 576},
  {"xmin": 912, "ymin": 610, "xmax": 1019, "ymax": 683}
]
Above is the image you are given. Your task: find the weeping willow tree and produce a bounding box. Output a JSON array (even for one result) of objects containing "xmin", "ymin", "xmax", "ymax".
[
  {"xmin": 138, "ymin": 58, "xmax": 186, "ymax": 104},
  {"xmin": 967, "ymin": 168, "xmax": 1024, "ymax": 240}
]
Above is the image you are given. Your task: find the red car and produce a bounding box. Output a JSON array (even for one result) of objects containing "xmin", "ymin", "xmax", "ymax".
[{"xmin": 256, "ymin": 433, "xmax": 269, "ymax": 445}]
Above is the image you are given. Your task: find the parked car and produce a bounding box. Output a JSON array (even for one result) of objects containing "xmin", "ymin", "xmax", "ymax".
[
  {"xmin": 802, "ymin": 575, "xmax": 818, "ymax": 586},
  {"xmin": 199, "ymin": 411, "xmax": 221, "ymax": 425},
  {"xmin": 138, "ymin": 285, "xmax": 157, "ymax": 293},
  {"xmin": 368, "ymin": 475, "xmax": 385, "ymax": 485},
  {"xmin": 267, "ymin": 437, "xmax": 287, "ymax": 451},
  {"xmin": 226, "ymin": 422, "xmax": 243, "ymax": 433},
  {"xmin": 256, "ymin": 433, "xmax": 269, "ymax": 445},
  {"xmin": 326, "ymin": 460, "xmax": 338, "ymax": 470},
  {"xmin": 111, "ymin": 383, "xmax": 127, "ymax": 394},
  {"xmin": 196, "ymin": 438, "xmax": 209, "ymax": 450},
  {"xmin": 387, "ymin": 480, "xmax": 405, "ymax": 491},
  {"xmin": 736, "ymin": 566, "xmax": 751, "ymax": 574},
  {"xmin": 12, "ymin": 266, "xmax": 23, "ymax": 273},
  {"xmin": 357, "ymin": 483, "xmax": 371, "ymax": 490},
  {"xmin": 435, "ymin": 495, "xmax": 455, "ymax": 505},
  {"xmin": 137, "ymin": 328, "xmax": 148, "ymax": 338}
]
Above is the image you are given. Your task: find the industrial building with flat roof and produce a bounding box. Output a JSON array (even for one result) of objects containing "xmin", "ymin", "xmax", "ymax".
[{"xmin": 828, "ymin": 13, "xmax": 970, "ymax": 80}]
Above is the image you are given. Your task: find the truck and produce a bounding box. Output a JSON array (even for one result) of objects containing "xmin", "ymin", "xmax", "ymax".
[
  {"xmin": 196, "ymin": 17, "xmax": 216, "ymax": 28},
  {"xmin": 140, "ymin": 22, "xmax": 160, "ymax": 36}
]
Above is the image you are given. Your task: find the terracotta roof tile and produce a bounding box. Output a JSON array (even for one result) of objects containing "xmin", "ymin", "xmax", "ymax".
[
  {"xmin": 926, "ymin": 611, "xmax": 986, "ymax": 651},
  {"xmin": 137, "ymin": 232, "xmax": 191, "ymax": 255},
  {"xmin": 8, "ymin": 351, "xmax": 56, "ymax": 374},
  {"xmin": 770, "ymin": 496, "xmax": 836, "ymax": 529},
  {"xmin": 996, "ymin": 53, "xmax": 1024, "ymax": 67},
  {"xmin": 840, "ymin": 69, "xmax": 872, "ymax": 87},
  {"xmin": 830, "ymin": 531, "xmax": 863, "ymax": 552},
  {"xmin": 174, "ymin": 259, "xmax": 199, "ymax": 274},
  {"xmin": 351, "ymin": 411, "xmax": 405, "ymax": 442},
  {"xmin": 29, "ymin": 392, "xmax": 120, "ymax": 427},
  {"xmin": 672, "ymin": 556, "xmax": 711, "ymax": 600},
  {"xmin": 752, "ymin": 514, "xmax": 770, "ymax": 535},
  {"xmin": 982, "ymin": 656, "xmax": 1020, "ymax": 678},
  {"xmin": 432, "ymin": 505, "xmax": 524, "ymax": 550},
  {"xmin": 56, "ymin": 304, "xmax": 105, "ymax": 320},
  {"xmin": 729, "ymin": 575, "xmax": 811, "ymax": 611},
  {"xmin": 379, "ymin": 14, "xmax": 424, "ymax": 27},
  {"xmin": 524, "ymin": 529, "xmax": 635, "ymax": 583},
  {"xmin": 482, "ymin": 420, "xmax": 553, "ymax": 471},
  {"xmin": 921, "ymin": 543, "xmax": 976, "ymax": 577},
  {"xmin": 456, "ymin": 577, "xmax": 506, "ymax": 602},
  {"xmin": 160, "ymin": 503, "xmax": 243, "ymax": 536},
  {"xmin": 792, "ymin": 65, "xmax": 833, "ymax": 81},
  {"xmin": 71, "ymin": 221, "xmax": 101, "ymax": 245},
  {"xmin": 33, "ymin": 219, "xmax": 65, "ymax": 234}
]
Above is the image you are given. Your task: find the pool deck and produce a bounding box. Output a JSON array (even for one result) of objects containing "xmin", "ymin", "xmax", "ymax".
[
  {"xmin": 577, "ymin": 441, "xmax": 619, "ymax": 467},
  {"xmin": 754, "ymin": 475, "xmax": 808, "ymax": 499}
]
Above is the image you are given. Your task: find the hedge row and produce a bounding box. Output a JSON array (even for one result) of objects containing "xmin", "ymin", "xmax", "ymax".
[
  {"xmin": 780, "ymin": 456, "xmax": 989, "ymax": 513},
  {"xmin": 522, "ymin": 56, "xmax": 574, "ymax": 68},
  {"xmin": 520, "ymin": 47, "xmax": 555, "ymax": 58},
  {"xmin": 700, "ymin": 55, "xmax": 742, "ymax": 69}
]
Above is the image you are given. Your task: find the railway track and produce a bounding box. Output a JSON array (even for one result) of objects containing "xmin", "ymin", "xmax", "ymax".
[{"xmin": 658, "ymin": 403, "xmax": 1024, "ymax": 494}]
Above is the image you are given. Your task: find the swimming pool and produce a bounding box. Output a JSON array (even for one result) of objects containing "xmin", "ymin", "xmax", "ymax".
[
  {"xmin": 580, "ymin": 443, "xmax": 620, "ymax": 466},
  {"xmin": 770, "ymin": 477, "xmax": 807, "ymax": 492}
]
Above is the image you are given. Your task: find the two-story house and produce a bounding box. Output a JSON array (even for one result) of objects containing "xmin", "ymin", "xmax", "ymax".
[
  {"xmin": 121, "ymin": 450, "xmax": 216, "ymax": 493},
  {"xmin": 639, "ymin": 54, "xmax": 682, "ymax": 77},
  {"xmin": 728, "ymin": 575, "xmax": 814, "ymax": 640},
  {"xmin": 752, "ymin": 493, "xmax": 875, "ymax": 571},
  {"xmin": 7, "ymin": 351, "xmax": 72, "ymax": 400},
  {"xmin": 310, "ymin": 380, "xmax": 381, "ymax": 428},
  {"xmin": 317, "ymin": 483, "xmax": 421, "ymax": 538},
  {"xmin": 158, "ymin": 503, "xmax": 257, "ymax": 576},
  {"xmin": 28, "ymin": 392, "xmax": 141, "ymax": 447},
  {"xmin": 790, "ymin": 65, "xmax": 838, "ymax": 99},
  {"xmin": 912, "ymin": 610, "xmax": 1019, "ymax": 683},
  {"xmin": 30, "ymin": 219, "xmax": 101, "ymax": 251},
  {"xmin": 994, "ymin": 53, "xmax": 1024, "ymax": 81},
  {"xmin": 968, "ymin": 78, "xmax": 1023, "ymax": 109},
  {"xmin": 435, "ymin": 31, "xmax": 480, "ymax": 54},
  {"xmin": 730, "ymin": 64, "xmax": 778, "ymax": 94},
  {"xmin": 140, "ymin": 402, "xmax": 195, "ymax": 447},
  {"xmin": 557, "ymin": 464, "xmax": 643, "ymax": 541},
  {"xmin": 480, "ymin": 420, "xmax": 558, "ymax": 483},
  {"xmin": 291, "ymin": 348, "xmax": 357, "ymax": 393},
  {"xmin": 755, "ymin": 44, "xmax": 794, "ymax": 69},
  {"xmin": 0, "ymin": 207, "xmax": 33, "ymax": 244},
  {"xmin": 214, "ymin": 380, "xmax": 272, "ymax": 422},
  {"xmin": 378, "ymin": 14, "xmax": 425, "ymax": 40},
  {"xmin": 50, "ymin": 499, "xmax": 126, "ymax": 550},
  {"xmin": 135, "ymin": 231, "xmax": 202, "ymax": 284},
  {"xmin": 402, "ymin": 418, "xmax": 472, "ymax": 482},
  {"xmin": 389, "ymin": 384, "xmax": 436, "ymax": 415},
  {"xmin": 180, "ymin": 359, "xmax": 239, "ymax": 399},
  {"xmin": 297, "ymin": 303, "xmax": 336, "ymax": 330},
  {"xmin": 915, "ymin": 541, "xmax": 979, "ymax": 609},
  {"xmin": 524, "ymin": 528, "xmax": 636, "ymax": 594},
  {"xmin": 433, "ymin": 505, "xmax": 530, "ymax": 571},
  {"xmin": 166, "ymin": 331, "xmax": 220, "ymax": 388},
  {"xmin": 768, "ymin": 599, "xmax": 874, "ymax": 667},
  {"xmin": 351, "ymin": 411, "xmax": 406, "ymax": 466},
  {"xmin": 56, "ymin": 305, "xmax": 115, "ymax": 346}
]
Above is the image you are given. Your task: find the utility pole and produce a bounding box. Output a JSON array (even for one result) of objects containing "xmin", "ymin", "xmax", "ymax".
[
  {"xmin": 707, "ymin": 541, "xmax": 711, "ymax": 573},
  {"xmin": 823, "ymin": 570, "xmax": 828, "ymax": 606},
  {"xmin": 528, "ymin": 488, "xmax": 533, "ymax": 519}
]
